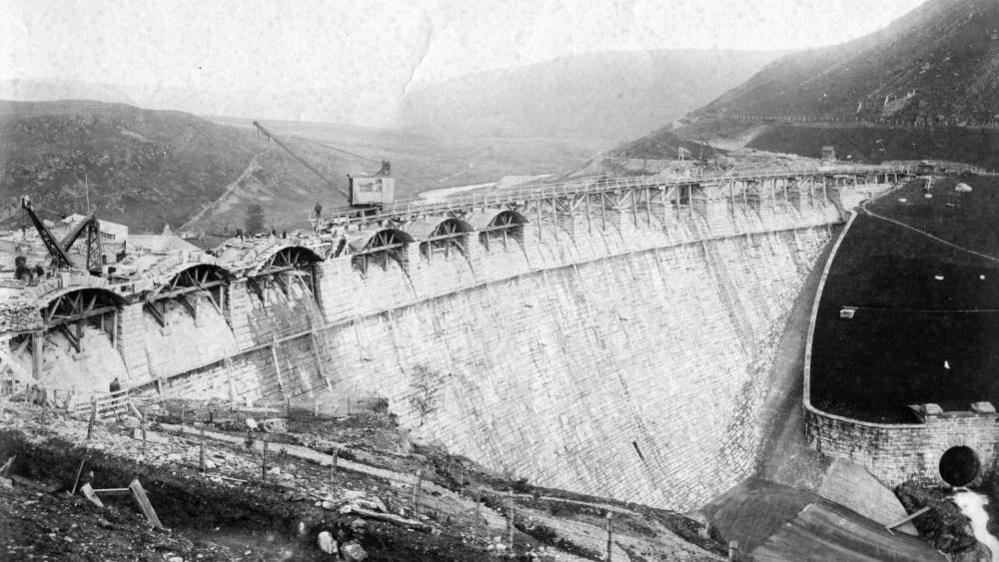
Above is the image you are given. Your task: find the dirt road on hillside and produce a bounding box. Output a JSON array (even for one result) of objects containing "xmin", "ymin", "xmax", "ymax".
[{"xmin": 180, "ymin": 148, "xmax": 271, "ymax": 231}]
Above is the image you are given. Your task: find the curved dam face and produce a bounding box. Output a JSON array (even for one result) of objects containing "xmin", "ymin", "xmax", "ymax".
[
  {"xmin": 13, "ymin": 170, "xmax": 904, "ymax": 511},
  {"xmin": 316, "ymin": 203, "xmax": 840, "ymax": 510}
]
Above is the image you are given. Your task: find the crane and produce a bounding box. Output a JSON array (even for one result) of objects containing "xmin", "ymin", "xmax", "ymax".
[
  {"xmin": 252, "ymin": 121, "xmax": 394, "ymax": 210},
  {"xmin": 20, "ymin": 196, "xmax": 105, "ymax": 276}
]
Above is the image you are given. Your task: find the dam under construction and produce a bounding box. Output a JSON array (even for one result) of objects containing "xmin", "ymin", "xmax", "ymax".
[{"xmin": 7, "ymin": 162, "xmax": 999, "ymax": 560}]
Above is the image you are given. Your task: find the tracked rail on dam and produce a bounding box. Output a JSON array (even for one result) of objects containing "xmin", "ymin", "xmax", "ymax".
[{"xmin": 1, "ymin": 164, "xmax": 910, "ymax": 510}]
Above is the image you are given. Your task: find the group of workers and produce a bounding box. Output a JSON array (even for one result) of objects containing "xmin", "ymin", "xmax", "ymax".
[{"xmin": 13, "ymin": 255, "xmax": 46, "ymax": 285}]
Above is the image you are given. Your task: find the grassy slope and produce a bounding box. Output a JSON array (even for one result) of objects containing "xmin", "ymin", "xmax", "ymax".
[
  {"xmin": 0, "ymin": 102, "xmax": 597, "ymax": 234},
  {"xmin": 699, "ymin": 0, "xmax": 999, "ymax": 123},
  {"xmin": 811, "ymin": 175, "xmax": 999, "ymax": 421},
  {"xmin": 0, "ymin": 100, "xmax": 302, "ymax": 232}
]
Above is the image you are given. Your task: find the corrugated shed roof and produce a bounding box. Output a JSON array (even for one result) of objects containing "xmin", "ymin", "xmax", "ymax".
[
  {"xmin": 817, "ymin": 458, "xmax": 918, "ymax": 535},
  {"xmin": 703, "ymin": 479, "xmax": 942, "ymax": 561},
  {"xmin": 753, "ymin": 502, "xmax": 943, "ymax": 562}
]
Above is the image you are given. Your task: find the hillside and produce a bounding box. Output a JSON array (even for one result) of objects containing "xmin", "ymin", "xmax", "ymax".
[
  {"xmin": 0, "ymin": 100, "xmax": 360, "ymax": 233},
  {"xmin": 612, "ymin": 0, "xmax": 999, "ymax": 168},
  {"xmin": 398, "ymin": 49, "xmax": 780, "ymax": 146},
  {"xmin": 698, "ymin": 0, "xmax": 999, "ymax": 123},
  {"xmin": 0, "ymin": 101, "xmax": 598, "ymax": 234},
  {"xmin": 0, "ymin": 100, "xmax": 273, "ymax": 231}
]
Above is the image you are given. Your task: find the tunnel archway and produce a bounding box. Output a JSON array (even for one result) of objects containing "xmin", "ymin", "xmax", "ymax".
[{"xmin": 939, "ymin": 446, "xmax": 980, "ymax": 486}]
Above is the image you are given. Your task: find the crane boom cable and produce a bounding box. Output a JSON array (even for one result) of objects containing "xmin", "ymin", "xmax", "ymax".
[
  {"xmin": 252, "ymin": 121, "xmax": 350, "ymax": 200},
  {"xmin": 259, "ymin": 124, "xmax": 380, "ymax": 164}
]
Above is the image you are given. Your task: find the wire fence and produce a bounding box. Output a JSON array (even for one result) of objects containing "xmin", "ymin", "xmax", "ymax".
[{"xmin": 702, "ymin": 112, "xmax": 999, "ymax": 130}]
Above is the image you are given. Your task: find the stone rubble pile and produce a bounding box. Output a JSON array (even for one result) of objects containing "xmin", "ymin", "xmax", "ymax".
[{"xmin": 0, "ymin": 301, "xmax": 42, "ymax": 332}]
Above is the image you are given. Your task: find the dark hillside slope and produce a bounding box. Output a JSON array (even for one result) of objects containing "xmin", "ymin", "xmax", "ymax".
[
  {"xmin": 619, "ymin": 0, "xmax": 999, "ymax": 167},
  {"xmin": 0, "ymin": 100, "xmax": 302, "ymax": 231},
  {"xmin": 700, "ymin": 0, "xmax": 999, "ymax": 123},
  {"xmin": 745, "ymin": 123, "xmax": 999, "ymax": 169},
  {"xmin": 0, "ymin": 101, "xmax": 596, "ymax": 233}
]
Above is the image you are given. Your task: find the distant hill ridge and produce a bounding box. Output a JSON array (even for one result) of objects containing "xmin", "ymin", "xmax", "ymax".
[{"xmin": 397, "ymin": 49, "xmax": 781, "ymax": 146}]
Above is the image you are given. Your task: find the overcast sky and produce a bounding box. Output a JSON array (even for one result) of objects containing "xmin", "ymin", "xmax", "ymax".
[{"xmin": 1, "ymin": 0, "xmax": 925, "ymax": 123}]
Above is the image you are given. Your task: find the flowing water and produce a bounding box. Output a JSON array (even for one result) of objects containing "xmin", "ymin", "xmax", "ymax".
[{"xmin": 953, "ymin": 489, "xmax": 999, "ymax": 561}]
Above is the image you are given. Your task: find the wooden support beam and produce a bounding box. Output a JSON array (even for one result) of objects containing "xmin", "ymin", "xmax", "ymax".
[
  {"xmin": 224, "ymin": 357, "xmax": 236, "ymax": 406},
  {"xmin": 270, "ymin": 338, "xmax": 288, "ymax": 400},
  {"xmin": 143, "ymin": 302, "xmax": 165, "ymax": 327},
  {"xmin": 31, "ymin": 331, "xmax": 42, "ymax": 380},
  {"xmin": 246, "ymin": 277, "xmax": 265, "ymax": 303},
  {"xmin": 886, "ymin": 506, "xmax": 930, "ymax": 532},
  {"xmin": 128, "ymin": 479, "xmax": 164, "ymax": 530},
  {"xmin": 176, "ymin": 294, "xmax": 197, "ymax": 320},
  {"xmin": 272, "ymin": 272, "xmax": 290, "ymax": 299},
  {"xmin": 58, "ymin": 324, "xmax": 80, "ymax": 354},
  {"xmin": 92, "ymin": 487, "xmax": 132, "ymax": 495},
  {"xmin": 310, "ymin": 329, "xmax": 332, "ymax": 390}
]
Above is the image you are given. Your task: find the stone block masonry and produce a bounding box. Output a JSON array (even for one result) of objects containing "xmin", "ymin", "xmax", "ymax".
[
  {"xmin": 23, "ymin": 170, "xmax": 899, "ymax": 510},
  {"xmin": 316, "ymin": 202, "xmax": 837, "ymax": 510}
]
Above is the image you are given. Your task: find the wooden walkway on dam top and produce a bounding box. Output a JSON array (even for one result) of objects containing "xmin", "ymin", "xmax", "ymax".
[{"xmin": 319, "ymin": 163, "xmax": 914, "ymax": 228}]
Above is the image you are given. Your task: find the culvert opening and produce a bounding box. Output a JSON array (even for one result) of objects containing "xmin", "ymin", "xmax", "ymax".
[{"xmin": 939, "ymin": 446, "xmax": 980, "ymax": 486}]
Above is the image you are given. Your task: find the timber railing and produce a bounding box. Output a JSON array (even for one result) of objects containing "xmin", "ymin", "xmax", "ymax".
[{"xmin": 320, "ymin": 164, "xmax": 912, "ymax": 226}]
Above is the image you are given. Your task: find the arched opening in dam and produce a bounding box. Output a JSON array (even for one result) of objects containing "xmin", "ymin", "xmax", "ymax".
[
  {"xmin": 350, "ymin": 228, "xmax": 414, "ymax": 273},
  {"xmin": 144, "ymin": 263, "xmax": 231, "ymax": 326},
  {"xmin": 416, "ymin": 217, "xmax": 473, "ymax": 260},
  {"xmin": 472, "ymin": 209, "xmax": 527, "ymax": 250},
  {"xmin": 251, "ymin": 246, "xmax": 322, "ymax": 300},
  {"xmin": 141, "ymin": 264, "xmax": 238, "ymax": 380},
  {"xmin": 19, "ymin": 287, "xmax": 128, "ymax": 392},
  {"xmin": 940, "ymin": 446, "xmax": 980, "ymax": 487},
  {"xmin": 246, "ymin": 245, "xmax": 324, "ymax": 340}
]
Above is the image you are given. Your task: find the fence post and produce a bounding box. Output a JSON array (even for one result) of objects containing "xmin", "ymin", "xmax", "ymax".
[
  {"xmin": 261, "ymin": 434, "xmax": 269, "ymax": 482},
  {"xmin": 507, "ymin": 488, "xmax": 515, "ymax": 550},
  {"xmin": 412, "ymin": 469, "xmax": 423, "ymax": 515},
  {"xmin": 199, "ymin": 425, "xmax": 206, "ymax": 472},
  {"xmin": 330, "ymin": 448, "xmax": 338, "ymax": 481},
  {"xmin": 606, "ymin": 512, "xmax": 614, "ymax": 561},
  {"xmin": 70, "ymin": 456, "xmax": 86, "ymax": 495},
  {"xmin": 86, "ymin": 397, "xmax": 97, "ymax": 441}
]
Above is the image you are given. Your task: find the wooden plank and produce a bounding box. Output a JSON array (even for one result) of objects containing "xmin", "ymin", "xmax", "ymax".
[
  {"xmin": 79, "ymin": 483, "xmax": 105, "ymax": 508},
  {"xmin": 92, "ymin": 487, "xmax": 131, "ymax": 496},
  {"xmin": 128, "ymin": 479, "xmax": 164, "ymax": 530},
  {"xmin": 886, "ymin": 506, "xmax": 930, "ymax": 531},
  {"xmin": 10, "ymin": 474, "xmax": 59, "ymax": 493}
]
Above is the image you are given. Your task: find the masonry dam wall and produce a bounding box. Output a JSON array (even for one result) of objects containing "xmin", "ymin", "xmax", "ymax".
[{"xmin": 13, "ymin": 174, "xmax": 899, "ymax": 511}]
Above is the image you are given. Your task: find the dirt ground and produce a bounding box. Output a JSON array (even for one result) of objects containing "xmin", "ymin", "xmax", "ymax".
[{"xmin": 0, "ymin": 401, "xmax": 725, "ymax": 561}]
